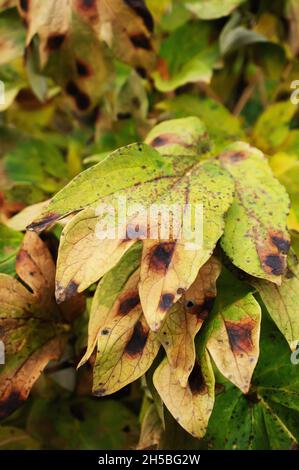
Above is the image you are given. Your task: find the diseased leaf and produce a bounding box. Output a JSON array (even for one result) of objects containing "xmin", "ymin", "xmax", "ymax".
[
  {"xmin": 137, "ymin": 402, "xmax": 163, "ymax": 450},
  {"xmin": 139, "ymin": 159, "xmax": 234, "ymax": 330},
  {"xmin": 203, "ymin": 314, "xmax": 299, "ymax": 450},
  {"xmin": 207, "ymin": 288, "xmax": 261, "ymax": 393},
  {"xmin": 0, "ymin": 232, "xmax": 84, "ymax": 418},
  {"xmin": 29, "ymin": 143, "xmax": 174, "ymax": 231},
  {"xmin": 220, "ymin": 141, "xmax": 290, "ymax": 284},
  {"xmin": 252, "ymin": 252, "xmax": 299, "ymax": 350},
  {"xmin": 79, "ymin": 244, "xmax": 142, "ymax": 367},
  {"xmin": 153, "ymin": 350, "xmax": 215, "ymax": 438},
  {"xmin": 158, "ymin": 256, "xmax": 221, "ymax": 386},
  {"xmin": 93, "ymin": 311, "xmax": 159, "ymax": 396}
]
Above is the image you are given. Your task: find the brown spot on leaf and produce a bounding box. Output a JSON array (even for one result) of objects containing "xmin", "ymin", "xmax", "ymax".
[
  {"xmin": 27, "ymin": 212, "xmax": 60, "ymax": 232},
  {"xmin": 130, "ymin": 33, "xmax": 152, "ymax": 50},
  {"xmin": 75, "ymin": 0, "xmax": 98, "ymax": 23},
  {"xmin": 124, "ymin": 321, "xmax": 148, "ymax": 357},
  {"xmin": 220, "ymin": 150, "xmax": 248, "ymax": 164},
  {"xmin": 124, "ymin": 0, "xmax": 154, "ymax": 32},
  {"xmin": 188, "ymin": 362, "xmax": 207, "ymax": 395},
  {"xmin": 0, "ymin": 389, "xmax": 25, "ymax": 419},
  {"xmin": 225, "ymin": 319, "xmax": 255, "ymax": 354},
  {"xmin": 119, "ymin": 294, "xmax": 140, "ymax": 315},
  {"xmin": 149, "ymin": 242, "xmax": 175, "ymax": 272},
  {"xmin": 159, "ymin": 293, "xmax": 174, "ymax": 311},
  {"xmin": 46, "ymin": 34, "xmax": 66, "ymax": 51},
  {"xmin": 93, "ymin": 388, "xmax": 106, "ymax": 397},
  {"xmin": 257, "ymin": 230, "xmax": 290, "ymax": 277},
  {"xmin": 76, "ymin": 59, "xmax": 91, "ymax": 77},
  {"xmin": 150, "ymin": 133, "xmax": 186, "ymax": 148},
  {"xmin": 56, "ymin": 281, "xmax": 78, "ymax": 303}
]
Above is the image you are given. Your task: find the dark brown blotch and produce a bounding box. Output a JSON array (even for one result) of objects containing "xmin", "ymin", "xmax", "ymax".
[
  {"xmin": 159, "ymin": 293, "xmax": 174, "ymax": 311},
  {"xmin": 188, "ymin": 361, "xmax": 207, "ymax": 395},
  {"xmin": 149, "ymin": 242, "xmax": 175, "ymax": 272},
  {"xmin": 27, "ymin": 212, "xmax": 60, "ymax": 232},
  {"xmin": 150, "ymin": 133, "xmax": 185, "ymax": 148},
  {"xmin": 130, "ymin": 33, "xmax": 152, "ymax": 50},
  {"xmin": 19, "ymin": 0, "xmax": 29, "ymax": 12},
  {"xmin": 124, "ymin": 0, "xmax": 154, "ymax": 32},
  {"xmin": 119, "ymin": 294, "xmax": 140, "ymax": 315},
  {"xmin": 56, "ymin": 280, "xmax": 79, "ymax": 303},
  {"xmin": 221, "ymin": 150, "xmax": 248, "ymax": 164},
  {"xmin": 76, "ymin": 59, "xmax": 91, "ymax": 77},
  {"xmin": 264, "ymin": 254, "xmax": 285, "ymax": 275},
  {"xmin": 65, "ymin": 80, "xmax": 91, "ymax": 111},
  {"xmin": 46, "ymin": 34, "xmax": 66, "ymax": 51},
  {"xmin": 271, "ymin": 235, "xmax": 290, "ymax": 255},
  {"xmin": 124, "ymin": 321, "xmax": 149, "ymax": 357},
  {"xmin": 225, "ymin": 319, "xmax": 255, "ymax": 354}
]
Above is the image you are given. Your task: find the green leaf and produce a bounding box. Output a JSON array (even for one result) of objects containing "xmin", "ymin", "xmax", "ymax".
[
  {"xmin": 220, "ymin": 141, "xmax": 290, "ymax": 284},
  {"xmin": 0, "ymin": 224, "xmax": 23, "ymax": 275},
  {"xmin": 152, "ymin": 22, "xmax": 219, "ymax": 92},
  {"xmin": 185, "ymin": 0, "xmax": 246, "ymax": 20}
]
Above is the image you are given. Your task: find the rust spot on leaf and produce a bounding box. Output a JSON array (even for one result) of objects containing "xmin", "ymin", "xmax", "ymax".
[
  {"xmin": 119, "ymin": 294, "xmax": 140, "ymax": 315},
  {"xmin": 149, "ymin": 242, "xmax": 175, "ymax": 272},
  {"xmin": 46, "ymin": 34, "xmax": 66, "ymax": 51},
  {"xmin": 124, "ymin": 0, "xmax": 154, "ymax": 32},
  {"xmin": 124, "ymin": 320, "xmax": 149, "ymax": 357},
  {"xmin": 0, "ymin": 389, "xmax": 25, "ymax": 419},
  {"xmin": 27, "ymin": 212, "xmax": 60, "ymax": 232},
  {"xmin": 225, "ymin": 319, "xmax": 255, "ymax": 354},
  {"xmin": 159, "ymin": 293, "xmax": 174, "ymax": 311},
  {"xmin": 130, "ymin": 33, "xmax": 152, "ymax": 50},
  {"xmin": 188, "ymin": 361, "xmax": 207, "ymax": 395}
]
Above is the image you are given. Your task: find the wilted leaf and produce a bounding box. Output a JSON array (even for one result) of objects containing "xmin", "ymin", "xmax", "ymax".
[
  {"xmin": 93, "ymin": 307, "xmax": 159, "ymax": 396},
  {"xmin": 137, "ymin": 402, "xmax": 163, "ymax": 450},
  {"xmin": 220, "ymin": 141, "xmax": 290, "ymax": 284},
  {"xmin": 252, "ymin": 252, "xmax": 299, "ymax": 350},
  {"xmin": 0, "ymin": 232, "xmax": 82, "ymax": 418},
  {"xmin": 153, "ymin": 350, "xmax": 215, "ymax": 438},
  {"xmin": 157, "ymin": 256, "xmax": 221, "ymax": 386},
  {"xmin": 79, "ymin": 244, "xmax": 142, "ymax": 367},
  {"xmin": 207, "ymin": 279, "xmax": 261, "ymax": 393}
]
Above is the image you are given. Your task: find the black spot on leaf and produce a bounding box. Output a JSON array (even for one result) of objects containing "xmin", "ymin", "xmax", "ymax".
[
  {"xmin": 19, "ymin": 0, "xmax": 29, "ymax": 12},
  {"xmin": 76, "ymin": 59, "xmax": 91, "ymax": 77},
  {"xmin": 264, "ymin": 254, "xmax": 284, "ymax": 275},
  {"xmin": 271, "ymin": 235, "xmax": 290, "ymax": 255}
]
